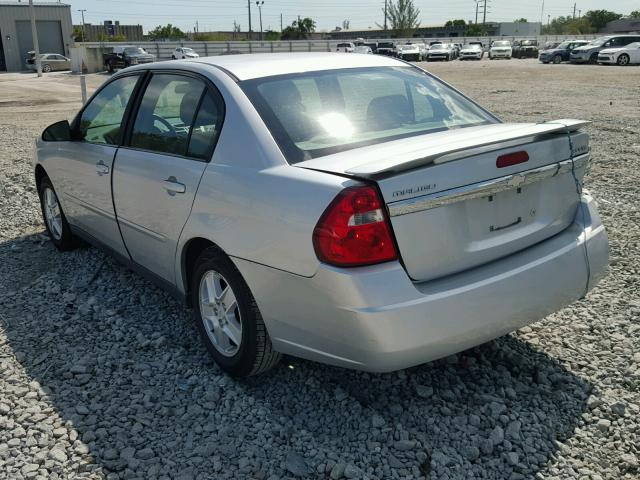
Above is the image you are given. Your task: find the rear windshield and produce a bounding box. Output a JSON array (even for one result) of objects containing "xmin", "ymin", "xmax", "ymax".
[{"xmin": 241, "ymin": 66, "xmax": 496, "ymax": 163}]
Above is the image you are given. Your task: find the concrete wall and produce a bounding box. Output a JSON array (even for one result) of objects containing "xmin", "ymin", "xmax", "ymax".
[{"xmin": 0, "ymin": 3, "xmax": 73, "ymax": 72}]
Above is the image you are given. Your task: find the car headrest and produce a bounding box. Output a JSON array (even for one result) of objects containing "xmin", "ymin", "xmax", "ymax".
[{"xmin": 366, "ymin": 94, "xmax": 411, "ymax": 131}]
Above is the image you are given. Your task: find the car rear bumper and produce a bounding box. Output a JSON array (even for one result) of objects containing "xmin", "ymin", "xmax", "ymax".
[{"xmin": 235, "ymin": 194, "xmax": 608, "ymax": 372}]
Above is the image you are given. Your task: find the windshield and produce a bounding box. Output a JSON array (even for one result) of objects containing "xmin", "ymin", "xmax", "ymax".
[
  {"xmin": 378, "ymin": 43, "xmax": 394, "ymax": 48},
  {"xmin": 493, "ymin": 41, "xmax": 511, "ymax": 47},
  {"xmin": 242, "ymin": 67, "xmax": 496, "ymax": 163},
  {"xmin": 521, "ymin": 40, "xmax": 535, "ymax": 46},
  {"xmin": 337, "ymin": 43, "xmax": 352, "ymax": 48},
  {"xmin": 182, "ymin": 48, "xmax": 194, "ymax": 53},
  {"xmin": 463, "ymin": 44, "xmax": 481, "ymax": 50},
  {"xmin": 430, "ymin": 44, "xmax": 447, "ymax": 50},
  {"xmin": 588, "ymin": 38, "xmax": 609, "ymax": 46},
  {"xmin": 124, "ymin": 47, "xmax": 145, "ymax": 55}
]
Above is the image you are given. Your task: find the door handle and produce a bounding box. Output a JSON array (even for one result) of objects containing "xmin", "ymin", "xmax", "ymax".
[
  {"xmin": 163, "ymin": 177, "xmax": 186, "ymax": 195},
  {"xmin": 96, "ymin": 161, "xmax": 110, "ymax": 176}
]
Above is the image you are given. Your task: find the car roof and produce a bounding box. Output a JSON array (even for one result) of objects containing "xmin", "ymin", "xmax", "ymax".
[{"xmin": 186, "ymin": 52, "xmax": 406, "ymax": 80}]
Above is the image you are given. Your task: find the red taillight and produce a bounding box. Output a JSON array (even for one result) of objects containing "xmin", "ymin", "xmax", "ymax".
[
  {"xmin": 313, "ymin": 185, "xmax": 398, "ymax": 267},
  {"xmin": 496, "ymin": 151, "xmax": 529, "ymax": 168}
]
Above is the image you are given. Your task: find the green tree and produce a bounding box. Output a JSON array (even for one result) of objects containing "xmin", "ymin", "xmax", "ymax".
[
  {"xmin": 465, "ymin": 24, "xmax": 486, "ymax": 36},
  {"xmin": 384, "ymin": 0, "xmax": 421, "ymax": 36},
  {"xmin": 73, "ymin": 25, "xmax": 87, "ymax": 42},
  {"xmin": 148, "ymin": 24, "xmax": 186, "ymax": 40},
  {"xmin": 445, "ymin": 19, "xmax": 467, "ymax": 27},
  {"xmin": 628, "ymin": 10, "xmax": 640, "ymax": 18},
  {"xmin": 281, "ymin": 17, "xmax": 316, "ymax": 40},
  {"xmin": 583, "ymin": 10, "xmax": 622, "ymax": 31},
  {"xmin": 514, "ymin": 18, "xmax": 528, "ymax": 23},
  {"xmin": 541, "ymin": 15, "xmax": 594, "ymax": 34}
]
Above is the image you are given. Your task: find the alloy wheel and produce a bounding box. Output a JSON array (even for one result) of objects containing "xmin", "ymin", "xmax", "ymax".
[
  {"xmin": 199, "ymin": 270, "xmax": 243, "ymax": 357},
  {"xmin": 43, "ymin": 187, "xmax": 63, "ymax": 240}
]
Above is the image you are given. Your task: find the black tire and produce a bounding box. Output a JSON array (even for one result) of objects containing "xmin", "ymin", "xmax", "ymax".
[
  {"xmin": 617, "ymin": 54, "xmax": 630, "ymax": 66},
  {"xmin": 588, "ymin": 53, "xmax": 598, "ymax": 64},
  {"xmin": 553, "ymin": 54, "xmax": 563, "ymax": 64},
  {"xmin": 191, "ymin": 247, "xmax": 281, "ymax": 377},
  {"xmin": 42, "ymin": 64, "xmax": 52, "ymax": 73},
  {"xmin": 107, "ymin": 61, "xmax": 114, "ymax": 73},
  {"xmin": 38, "ymin": 176, "xmax": 79, "ymax": 251}
]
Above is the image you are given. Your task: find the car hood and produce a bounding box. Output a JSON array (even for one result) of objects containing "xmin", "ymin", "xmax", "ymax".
[
  {"xmin": 491, "ymin": 46, "xmax": 511, "ymax": 50},
  {"xmin": 460, "ymin": 48, "xmax": 481, "ymax": 53},
  {"xmin": 400, "ymin": 46, "xmax": 419, "ymax": 52}
]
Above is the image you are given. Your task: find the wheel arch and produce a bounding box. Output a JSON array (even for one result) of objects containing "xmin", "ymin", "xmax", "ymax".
[
  {"xmin": 181, "ymin": 236, "xmax": 227, "ymax": 305},
  {"xmin": 34, "ymin": 164, "xmax": 48, "ymax": 193}
]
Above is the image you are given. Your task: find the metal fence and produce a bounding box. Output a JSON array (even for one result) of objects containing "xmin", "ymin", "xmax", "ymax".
[{"xmin": 77, "ymin": 34, "xmax": 600, "ymax": 62}]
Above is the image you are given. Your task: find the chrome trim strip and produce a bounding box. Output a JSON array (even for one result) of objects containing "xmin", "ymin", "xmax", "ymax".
[
  {"xmin": 117, "ymin": 217, "xmax": 167, "ymax": 242},
  {"xmin": 62, "ymin": 192, "xmax": 115, "ymax": 220},
  {"xmin": 388, "ymin": 154, "xmax": 589, "ymax": 217}
]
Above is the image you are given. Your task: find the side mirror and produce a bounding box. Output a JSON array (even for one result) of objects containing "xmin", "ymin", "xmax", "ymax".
[{"xmin": 42, "ymin": 120, "xmax": 73, "ymax": 142}]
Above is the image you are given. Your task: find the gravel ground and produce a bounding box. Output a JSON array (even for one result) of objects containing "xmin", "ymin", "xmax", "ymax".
[{"xmin": 0, "ymin": 60, "xmax": 639, "ymax": 480}]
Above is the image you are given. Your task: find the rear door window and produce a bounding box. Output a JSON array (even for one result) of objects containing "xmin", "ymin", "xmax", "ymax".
[{"xmin": 129, "ymin": 73, "xmax": 224, "ymax": 160}]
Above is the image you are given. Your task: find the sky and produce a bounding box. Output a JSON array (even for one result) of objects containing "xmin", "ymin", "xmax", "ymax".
[{"xmin": 68, "ymin": 0, "xmax": 640, "ymax": 34}]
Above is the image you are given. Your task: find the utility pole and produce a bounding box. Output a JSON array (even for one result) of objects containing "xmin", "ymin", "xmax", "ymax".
[
  {"xmin": 483, "ymin": 0, "xmax": 488, "ymax": 26},
  {"xmin": 539, "ymin": 0, "xmax": 544, "ymax": 24},
  {"xmin": 247, "ymin": 0, "xmax": 252, "ymax": 40},
  {"xmin": 255, "ymin": 1, "xmax": 264, "ymax": 41},
  {"xmin": 475, "ymin": 1, "xmax": 479, "ymax": 24},
  {"xmin": 280, "ymin": 13, "xmax": 283, "ymax": 32},
  {"xmin": 572, "ymin": 3, "xmax": 576, "ymax": 20},
  {"xmin": 578, "ymin": 9, "xmax": 581, "ymax": 19},
  {"xmin": 196, "ymin": 20, "xmax": 199, "ymax": 33},
  {"xmin": 77, "ymin": 8, "xmax": 87, "ymax": 42},
  {"xmin": 384, "ymin": 0, "xmax": 388, "ymax": 30},
  {"xmin": 547, "ymin": 14, "xmax": 551, "ymax": 28},
  {"xmin": 28, "ymin": 0, "xmax": 42, "ymax": 77}
]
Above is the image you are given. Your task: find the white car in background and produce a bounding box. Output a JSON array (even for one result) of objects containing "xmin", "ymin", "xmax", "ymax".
[
  {"xmin": 459, "ymin": 44, "xmax": 484, "ymax": 60},
  {"xmin": 489, "ymin": 40, "xmax": 513, "ymax": 59},
  {"xmin": 598, "ymin": 41, "xmax": 640, "ymax": 66},
  {"xmin": 397, "ymin": 43, "xmax": 422, "ymax": 61},
  {"xmin": 336, "ymin": 42, "xmax": 355, "ymax": 53},
  {"xmin": 172, "ymin": 47, "xmax": 199, "ymax": 59},
  {"xmin": 354, "ymin": 46, "xmax": 373, "ymax": 54}
]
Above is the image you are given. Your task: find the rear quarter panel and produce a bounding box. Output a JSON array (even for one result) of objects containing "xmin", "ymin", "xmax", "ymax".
[{"xmin": 174, "ymin": 63, "xmax": 356, "ymax": 292}]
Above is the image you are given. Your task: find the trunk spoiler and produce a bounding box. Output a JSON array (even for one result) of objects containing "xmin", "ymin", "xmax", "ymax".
[{"xmin": 295, "ymin": 119, "xmax": 589, "ymax": 179}]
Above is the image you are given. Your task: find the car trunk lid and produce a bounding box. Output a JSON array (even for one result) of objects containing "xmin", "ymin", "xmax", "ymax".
[{"xmin": 296, "ymin": 120, "xmax": 590, "ymax": 282}]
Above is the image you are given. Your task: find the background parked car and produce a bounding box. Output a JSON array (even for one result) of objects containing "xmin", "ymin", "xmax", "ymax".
[
  {"xmin": 512, "ymin": 39, "xmax": 538, "ymax": 58},
  {"xmin": 103, "ymin": 46, "xmax": 155, "ymax": 73},
  {"xmin": 489, "ymin": 40, "xmax": 512, "ymax": 59},
  {"xmin": 570, "ymin": 35, "xmax": 640, "ymax": 64},
  {"xmin": 26, "ymin": 52, "xmax": 70, "ymax": 72},
  {"xmin": 598, "ymin": 41, "xmax": 640, "ymax": 66},
  {"xmin": 172, "ymin": 47, "xmax": 199, "ymax": 59},
  {"xmin": 375, "ymin": 42, "xmax": 396, "ymax": 56},
  {"xmin": 459, "ymin": 43, "xmax": 484, "ymax": 60},
  {"xmin": 539, "ymin": 40, "xmax": 590, "ymax": 64},
  {"xmin": 354, "ymin": 45, "xmax": 373, "ymax": 54},
  {"xmin": 397, "ymin": 42, "xmax": 421, "ymax": 61},
  {"xmin": 426, "ymin": 43, "xmax": 454, "ymax": 61},
  {"xmin": 336, "ymin": 42, "xmax": 355, "ymax": 53}
]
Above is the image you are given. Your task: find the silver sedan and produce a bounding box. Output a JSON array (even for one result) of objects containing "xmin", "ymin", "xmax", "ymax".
[{"xmin": 34, "ymin": 53, "xmax": 609, "ymax": 376}]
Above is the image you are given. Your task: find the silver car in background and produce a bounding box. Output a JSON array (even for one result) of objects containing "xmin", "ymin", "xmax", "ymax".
[
  {"xmin": 26, "ymin": 52, "xmax": 71, "ymax": 72},
  {"xmin": 34, "ymin": 53, "xmax": 608, "ymax": 377}
]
